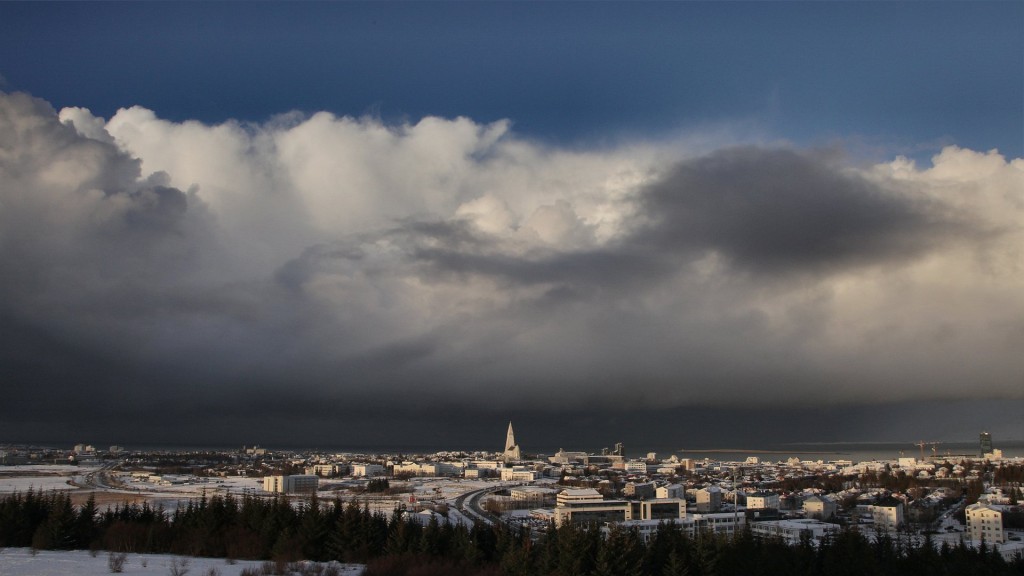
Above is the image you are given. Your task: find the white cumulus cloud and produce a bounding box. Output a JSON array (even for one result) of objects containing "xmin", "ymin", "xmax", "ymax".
[{"xmin": 2, "ymin": 90, "xmax": 1023, "ymax": 432}]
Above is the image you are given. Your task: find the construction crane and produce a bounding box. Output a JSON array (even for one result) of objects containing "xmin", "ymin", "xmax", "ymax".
[
  {"xmin": 914, "ymin": 441, "xmax": 940, "ymax": 461},
  {"xmin": 915, "ymin": 441, "xmax": 927, "ymax": 461}
]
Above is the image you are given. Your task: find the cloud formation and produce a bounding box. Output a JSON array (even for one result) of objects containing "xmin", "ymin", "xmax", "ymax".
[{"xmin": 2, "ymin": 91, "xmax": 1023, "ymax": 443}]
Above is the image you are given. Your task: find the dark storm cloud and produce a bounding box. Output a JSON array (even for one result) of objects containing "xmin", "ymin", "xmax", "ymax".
[
  {"xmin": 380, "ymin": 147, "xmax": 963, "ymax": 299},
  {"xmin": 633, "ymin": 146, "xmax": 949, "ymax": 274},
  {"xmin": 0, "ymin": 93, "xmax": 236, "ymax": 421},
  {"xmin": 407, "ymin": 239, "xmax": 663, "ymax": 294}
]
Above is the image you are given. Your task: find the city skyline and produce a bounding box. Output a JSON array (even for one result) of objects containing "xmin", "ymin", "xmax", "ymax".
[{"xmin": 1, "ymin": 2, "xmax": 1022, "ymax": 447}]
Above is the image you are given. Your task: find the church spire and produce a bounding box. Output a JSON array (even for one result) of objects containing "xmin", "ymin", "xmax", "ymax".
[{"xmin": 503, "ymin": 421, "xmax": 521, "ymax": 461}]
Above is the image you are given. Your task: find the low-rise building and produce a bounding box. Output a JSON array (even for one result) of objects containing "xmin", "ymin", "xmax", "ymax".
[
  {"xmin": 510, "ymin": 486, "xmax": 558, "ymax": 506},
  {"xmin": 802, "ymin": 495, "xmax": 837, "ymax": 520},
  {"xmin": 500, "ymin": 466, "xmax": 539, "ymax": 482},
  {"xmin": 554, "ymin": 489, "xmax": 630, "ymax": 527},
  {"xmin": 614, "ymin": 513, "xmax": 745, "ymax": 543},
  {"xmin": 751, "ymin": 519, "xmax": 839, "ymax": 545}
]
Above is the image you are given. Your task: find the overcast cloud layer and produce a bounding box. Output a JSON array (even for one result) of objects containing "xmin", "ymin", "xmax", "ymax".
[{"xmin": 2, "ymin": 91, "xmax": 1023, "ymax": 446}]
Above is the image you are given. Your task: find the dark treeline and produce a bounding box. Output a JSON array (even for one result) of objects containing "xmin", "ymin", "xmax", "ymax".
[{"xmin": 1, "ymin": 490, "xmax": 1022, "ymax": 575}]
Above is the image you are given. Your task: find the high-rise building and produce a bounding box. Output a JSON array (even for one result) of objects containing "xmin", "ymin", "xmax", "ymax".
[
  {"xmin": 503, "ymin": 422, "xmax": 521, "ymax": 461},
  {"xmin": 980, "ymin": 432, "xmax": 993, "ymax": 457}
]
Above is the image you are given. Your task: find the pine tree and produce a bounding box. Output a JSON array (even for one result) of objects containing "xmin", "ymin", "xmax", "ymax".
[
  {"xmin": 76, "ymin": 493, "xmax": 99, "ymax": 549},
  {"xmin": 663, "ymin": 549, "xmax": 690, "ymax": 576}
]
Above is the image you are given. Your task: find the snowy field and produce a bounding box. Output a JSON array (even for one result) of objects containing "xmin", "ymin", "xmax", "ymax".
[
  {"xmin": 0, "ymin": 475, "xmax": 78, "ymax": 494},
  {"xmin": 0, "ymin": 466, "xmax": 507, "ymax": 527},
  {"xmin": 114, "ymin": 474, "xmax": 264, "ymax": 497},
  {"xmin": 0, "ymin": 465, "xmax": 98, "ymax": 494},
  {"xmin": 0, "ymin": 549, "xmax": 364, "ymax": 576}
]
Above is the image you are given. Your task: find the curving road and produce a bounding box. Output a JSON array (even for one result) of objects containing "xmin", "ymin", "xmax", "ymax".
[{"xmin": 455, "ymin": 485, "xmax": 504, "ymax": 526}]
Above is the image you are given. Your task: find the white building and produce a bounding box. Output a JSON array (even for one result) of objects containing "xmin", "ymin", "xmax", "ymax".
[
  {"xmin": 898, "ymin": 457, "xmax": 917, "ymax": 469},
  {"xmin": 966, "ymin": 501, "xmax": 1005, "ymax": 544},
  {"xmin": 557, "ymin": 488, "xmax": 603, "ymax": 506},
  {"xmin": 306, "ymin": 463, "xmax": 342, "ymax": 477},
  {"xmin": 263, "ymin": 474, "xmax": 319, "ymax": 494},
  {"xmin": 548, "ymin": 449, "xmax": 588, "ymax": 465},
  {"xmin": 392, "ymin": 462, "xmax": 422, "ymax": 476},
  {"xmin": 554, "ymin": 489, "xmax": 630, "ymax": 527},
  {"xmin": 510, "ymin": 486, "xmax": 558, "ymax": 506},
  {"xmin": 500, "ymin": 466, "xmax": 539, "ymax": 482},
  {"xmin": 696, "ymin": 486, "xmax": 723, "ymax": 512},
  {"xmin": 614, "ymin": 513, "xmax": 745, "ymax": 543},
  {"xmin": 802, "ymin": 495, "xmax": 837, "ymax": 520},
  {"xmin": 352, "ymin": 463, "xmax": 386, "ymax": 477},
  {"xmin": 463, "ymin": 467, "xmax": 489, "ymax": 479},
  {"xmin": 656, "ymin": 484, "xmax": 684, "ymax": 499},
  {"xmin": 751, "ymin": 519, "xmax": 839, "ymax": 545},
  {"xmin": 869, "ymin": 499, "xmax": 904, "ymax": 532},
  {"xmin": 746, "ymin": 492, "xmax": 780, "ymax": 510},
  {"xmin": 470, "ymin": 460, "xmax": 502, "ymax": 470},
  {"xmin": 689, "ymin": 513, "xmax": 745, "ymax": 538},
  {"xmin": 624, "ymin": 460, "xmax": 649, "ymax": 473},
  {"xmin": 624, "ymin": 481, "xmax": 656, "ymax": 499},
  {"xmin": 554, "ymin": 489, "xmax": 686, "ymax": 527}
]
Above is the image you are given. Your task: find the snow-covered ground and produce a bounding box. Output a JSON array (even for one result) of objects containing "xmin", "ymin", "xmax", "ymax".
[
  {"xmin": 0, "ymin": 465, "xmax": 99, "ymax": 494},
  {"xmin": 0, "ymin": 475, "xmax": 78, "ymax": 494},
  {"xmin": 0, "ymin": 466, "xmax": 506, "ymax": 525},
  {"xmin": 0, "ymin": 548, "xmax": 364, "ymax": 576}
]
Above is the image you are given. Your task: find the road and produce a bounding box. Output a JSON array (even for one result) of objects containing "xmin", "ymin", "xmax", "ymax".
[
  {"xmin": 454, "ymin": 485, "xmax": 504, "ymax": 526},
  {"xmin": 76, "ymin": 461, "xmax": 120, "ymax": 490}
]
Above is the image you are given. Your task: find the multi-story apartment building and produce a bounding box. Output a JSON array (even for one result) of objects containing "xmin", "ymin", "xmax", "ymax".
[
  {"xmin": 869, "ymin": 499, "xmax": 904, "ymax": 532},
  {"xmin": 696, "ymin": 486, "xmax": 723, "ymax": 512},
  {"xmin": 352, "ymin": 463, "xmax": 386, "ymax": 477},
  {"xmin": 656, "ymin": 483, "xmax": 684, "ymax": 500},
  {"xmin": 624, "ymin": 481, "xmax": 656, "ymax": 499},
  {"xmin": 966, "ymin": 501, "xmax": 1005, "ymax": 544},
  {"xmin": 262, "ymin": 474, "xmax": 319, "ymax": 494},
  {"xmin": 746, "ymin": 491, "xmax": 780, "ymax": 510}
]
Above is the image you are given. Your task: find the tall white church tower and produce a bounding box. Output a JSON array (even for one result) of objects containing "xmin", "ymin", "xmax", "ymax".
[{"xmin": 503, "ymin": 422, "xmax": 521, "ymax": 462}]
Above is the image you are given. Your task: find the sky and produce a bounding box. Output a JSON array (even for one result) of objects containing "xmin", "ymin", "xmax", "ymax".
[{"xmin": 1, "ymin": 2, "xmax": 1023, "ymax": 453}]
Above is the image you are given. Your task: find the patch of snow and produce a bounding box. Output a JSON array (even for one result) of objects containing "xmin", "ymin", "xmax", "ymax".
[{"xmin": 0, "ymin": 548, "xmax": 364, "ymax": 576}]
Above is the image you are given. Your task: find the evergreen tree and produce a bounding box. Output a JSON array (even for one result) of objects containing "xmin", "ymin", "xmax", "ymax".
[
  {"xmin": 662, "ymin": 549, "xmax": 691, "ymax": 576},
  {"xmin": 76, "ymin": 493, "xmax": 99, "ymax": 550}
]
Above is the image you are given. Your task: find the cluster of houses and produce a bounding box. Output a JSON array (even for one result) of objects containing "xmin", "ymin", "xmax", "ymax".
[
  {"xmin": 272, "ymin": 442, "xmax": 1023, "ymax": 560},
  {"xmin": 19, "ymin": 432, "xmax": 1017, "ymax": 558}
]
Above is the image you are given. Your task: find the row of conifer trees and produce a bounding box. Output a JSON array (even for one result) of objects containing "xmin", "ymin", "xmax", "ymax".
[{"xmin": 0, "ymin": 489, "xmax": 1020, "ymax": 576}]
